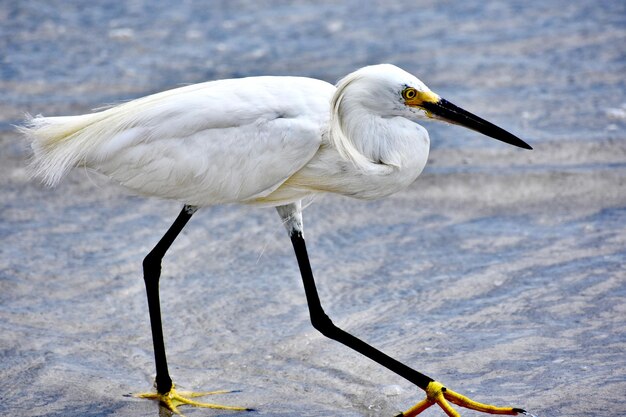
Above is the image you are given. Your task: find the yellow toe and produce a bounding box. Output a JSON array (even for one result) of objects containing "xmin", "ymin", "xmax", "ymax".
[
  {"xmin": 443, "ymin": 385, "xmax": 520, "ymax": 415},
  {"xmin": 134, "ymin": 384, "xmax": 251, "ymax": 416}
]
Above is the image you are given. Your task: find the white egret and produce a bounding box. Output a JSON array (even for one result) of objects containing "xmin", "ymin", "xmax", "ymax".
[{"xmin": 21, "ymin": 64, "xmax": 533, "ymax": 417}]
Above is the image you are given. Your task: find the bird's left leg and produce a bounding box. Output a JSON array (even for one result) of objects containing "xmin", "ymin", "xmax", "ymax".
[
  {"xmin": 134, "ymin": 204, "xmax": 250, "ymax": 415},
  {"xmin": 276, "ymin": 203, "xmax": 526, "ymax": 417}
]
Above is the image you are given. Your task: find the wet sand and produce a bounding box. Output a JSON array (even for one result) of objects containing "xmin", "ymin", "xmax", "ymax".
[{"xmin": 2, "ymin": 1, "xmax": 625, "ymax": 416}]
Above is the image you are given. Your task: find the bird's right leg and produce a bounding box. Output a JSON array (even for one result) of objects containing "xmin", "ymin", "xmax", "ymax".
[{"xmin": 133, "ymin": 204, "xmax": 249, "ymax": 415}]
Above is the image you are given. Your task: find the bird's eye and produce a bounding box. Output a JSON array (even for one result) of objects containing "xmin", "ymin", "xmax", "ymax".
[{"xmin": 402, "ymin": 87, "xmax": 417, "ymax": 100}]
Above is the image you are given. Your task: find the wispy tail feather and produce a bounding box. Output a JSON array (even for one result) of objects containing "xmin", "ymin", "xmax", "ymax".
[{"xmin": 18, "ymin": 112, "xmax": 102, "ymax": 186}]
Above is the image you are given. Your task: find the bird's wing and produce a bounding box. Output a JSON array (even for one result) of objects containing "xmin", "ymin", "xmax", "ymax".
[{"xmin": 38, "ymin": 76, "xmax": 335, "ymax": 206}]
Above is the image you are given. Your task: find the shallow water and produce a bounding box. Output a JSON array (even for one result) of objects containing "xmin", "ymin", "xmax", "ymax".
[{"xmin": 1, "ymin": 1, "xmax": 626, "ymax": 416}]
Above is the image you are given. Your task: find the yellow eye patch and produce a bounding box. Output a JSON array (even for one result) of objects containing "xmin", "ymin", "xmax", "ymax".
[{"xmin": 402, "ymin": 87, "xmax": 440, "ymax": 107}]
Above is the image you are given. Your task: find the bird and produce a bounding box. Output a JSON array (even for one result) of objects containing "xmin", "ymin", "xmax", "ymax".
[{"xmin": 20, "ymin": 64, "xmax": 533, "ymax": 417}]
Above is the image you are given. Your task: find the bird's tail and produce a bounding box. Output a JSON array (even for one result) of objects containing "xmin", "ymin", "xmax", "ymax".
[{"xmin": 18, "ymin": 112, "xmax": 105, "ymax": 186}]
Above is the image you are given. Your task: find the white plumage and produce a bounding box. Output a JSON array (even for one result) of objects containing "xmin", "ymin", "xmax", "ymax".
[{"xmin": 21, "ymin": 64, "xmax": 433, "ymax": 207}]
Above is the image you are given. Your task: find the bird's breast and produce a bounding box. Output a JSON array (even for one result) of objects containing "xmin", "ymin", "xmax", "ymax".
[
  {"xmin": 269, "ymin": 131, "xmax": 430, "ymax": 203},
  {"xmin": 327, "ymin": 121, "xmax": 431, "ymax": 200}
]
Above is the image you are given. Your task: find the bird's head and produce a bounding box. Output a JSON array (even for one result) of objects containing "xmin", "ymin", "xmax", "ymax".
[{"xmin": 338, "ymin": 64, "xmax": 532, "ymax": 150}]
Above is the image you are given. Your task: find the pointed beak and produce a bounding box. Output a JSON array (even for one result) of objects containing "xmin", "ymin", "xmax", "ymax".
[{"xmin": 418, "ymin": 96, "xmax": 532, "ymax": 150}]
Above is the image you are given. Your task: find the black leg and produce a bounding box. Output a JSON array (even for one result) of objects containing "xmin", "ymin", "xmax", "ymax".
[
  {"xmin": 142, "ymin": 204, "xmax": 197, "ymax": 394},
  {"xmin": 289, "ymin": 230, "xmax": 433, "ymax": 390}
]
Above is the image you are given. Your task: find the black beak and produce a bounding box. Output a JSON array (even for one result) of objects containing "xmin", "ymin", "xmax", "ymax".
[{"xmin": 421, "ymin": 98, "xmax": 532, "ymax": 150}]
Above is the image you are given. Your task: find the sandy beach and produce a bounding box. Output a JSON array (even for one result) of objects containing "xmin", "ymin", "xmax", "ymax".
[{"xmin": 1, "ymin": 1, "xmax": 625, "ymax": 416}]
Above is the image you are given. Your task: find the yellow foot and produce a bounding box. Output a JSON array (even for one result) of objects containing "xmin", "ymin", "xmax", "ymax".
[
  {"xmin": 397, "ymin": 381, "xmax": 529, "ymax": 417},
  {"xmin": 134, "ymin": 383, "xmax": 252, "ymax": 416}
]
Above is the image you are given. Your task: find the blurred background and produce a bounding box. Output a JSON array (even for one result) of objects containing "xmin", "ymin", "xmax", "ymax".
[{"xmin": 1, "ymin": 1, "xmax": 625, "ymax": 416}]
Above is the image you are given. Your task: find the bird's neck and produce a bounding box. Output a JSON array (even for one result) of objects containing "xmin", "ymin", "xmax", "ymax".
[{"xmin": 330, "ymin": 103, "xmax": 428, "ymax": 173}]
